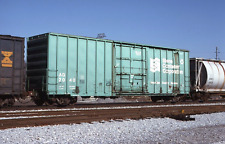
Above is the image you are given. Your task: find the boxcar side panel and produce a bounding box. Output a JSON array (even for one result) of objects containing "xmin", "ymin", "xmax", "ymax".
[
  {"xmin": 160, "ymin": 50, "xmax": 168, "ymax": 93},
  {"xmin": 113, "ymin": 43, "xmax": 147, "ymax": 94},
  {"xmin": 57, "ymin": 36, "xmax": 68, "ymax": 94},
  {"xmin": 87, "ymin": 40, "xmax": 96, "ymax": 96},
  {"xmin": 96, "ymin": 41, "xmax": 105, "ymax": 96},
  {"xmin": 47, "ymin": 35, "xmax": 57, "ymax": 95},
  {"xmin": 77, "ymin": 39, "xmax": 87, "ymax": 95},
  {"xmin": 184, "ymin": 52, "xmax": 190, "ymax": 93},
  {"xmin": 148, "ymin": 48, "xmax": 161, "ymax": 94},
  {"xmin": 105, "ymin": 42, "xmax": 113, "ymax": 95},
  {"xmin": 67, "ymin": 38, "xmax": 77, "ymax": 94},
  {"xmin": 0, "ymin": 36, "xmax": 24, "ymax": 96},
  {"xmin": 179, "ymin": 51, "xmax": 185, "ymax": 93},
  {"xmin": 178, "ymin": 51, "xmax": 190, "ymax": 94},
  {"xmin": 44, "ymin": 33, "xmax": 190, "ymax": 97},
  {"xmin": 0, "ymin": 38, "xmax": 14, "ymax": 94},
  {"xmin": 47, "ymin": 34, "xmax": 113, "ymax": 97},
  {"xmin": 147, "ymin": 48, "xmax": 189, "ymax": 96},
  {"xmin": 167, "ymin": 50, "xmax": 174, "ymax": 94}
]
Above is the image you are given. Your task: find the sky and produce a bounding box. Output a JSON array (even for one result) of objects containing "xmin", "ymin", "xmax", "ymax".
[{"xmin": 0, "ymin": 0, "xmax": 224, "ymax": 60}]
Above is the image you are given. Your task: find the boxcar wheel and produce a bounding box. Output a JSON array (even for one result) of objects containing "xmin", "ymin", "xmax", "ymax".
[
  {"xmin": 56, "ymin": 97, "xmax": 71, "ymax": 106},
  {"xmin": 7, "ymin": 98, "xmax": 15, "ymax": 107},
  {"xmin": 70, "ymin": 97, "xmax": 78, "ymax": 105},
  {"xmin": 45, "ymin": 99, "xmax": 54, "ymax": 106},
  {"xmin": 191, "ymin": 93, "xmax": 201, "ymax": 101},
  {"xmin": 151, "ymin": 96, "xmax": 159, "ymax": 102},
  {"xmin": 0, "ymin": 98, "xmax": 3, "ymax": 107},
  {"xmin": 34, "ymin": 99, "xmax": 45, "ymax": 106}
]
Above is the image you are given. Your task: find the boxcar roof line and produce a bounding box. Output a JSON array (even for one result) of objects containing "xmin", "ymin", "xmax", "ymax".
[
  {"xmin": 0, "ymin": 35, "xmax": 24, "ymax": 40},
  {"xmin": 28, "ymin": 32, "xmax": 189, "ymax": 52}
]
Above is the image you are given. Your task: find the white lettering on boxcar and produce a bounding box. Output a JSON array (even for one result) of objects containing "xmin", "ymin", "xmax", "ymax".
[
  {"xmin": 162, "ymin": 82, "xmax": 169, "ymax": 84},
  {"xmin": 69, "ymin": 77, "xmax": 76, "ymax": 90},
  {"xmin": 163, "ymin": 58, "xmax": 173, "ymax": 64},
  {"xmin": 135, "ymin": 51, "xmax": 141, "ymax": 56},
  {"xmin": 150, "ymin": 81, "xmax": 179, "ymax": 85},
  {"xmin": 80, "ymin": 75, "xmax": 85, "ymax": 80},
  {"xmin": 180, "ymin": 59, "xmax": 184, "ymax": 65},
  {"xmin": 58, "ymin": 73, "xmax": 66, "ymax": 84},
  {"xmin": 69, "ymin": 78, "xmax": 76, "ymax": 82},
  {"xmin": 163, "ymin": 69, "xmax": 180, "ymax": 74},
  {"xmin": 162, "ymin": 64, "xmax": 180, "ymax": 69},
  {"xmin": 59, "ymin": 78, "xmax": 66, "ymax": 82},
  {"xmin": 150, "ymin": 81, "xmax": 160, "ymax": 84},
  {"xmin": 150, "ymin": 58, "xmax": 160, "ymax": 72},
  {"xmin": 59, "ymin": 85, "xmax": 64, "ymax": 90},
  {"xmin": 171, "ymin": 82, "xmax": 178, "ymax": 85},
  {"xmin": 150, "ymin": 58, "xmax": 183, "ymax": 75},
  {"xmin": 59, "ymin": 73, "xmax": 65, "ymax": 77}
]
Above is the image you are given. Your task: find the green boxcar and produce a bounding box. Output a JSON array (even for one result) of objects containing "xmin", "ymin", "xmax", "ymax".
[{"xmin": 27, "ymin": 33, "xmax": 189, "ymax": 104}]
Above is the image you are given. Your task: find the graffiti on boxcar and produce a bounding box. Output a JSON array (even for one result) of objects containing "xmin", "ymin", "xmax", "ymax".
[{"xmin": 1, "ymin": 51, "xmax": 13, "ymax": 67}]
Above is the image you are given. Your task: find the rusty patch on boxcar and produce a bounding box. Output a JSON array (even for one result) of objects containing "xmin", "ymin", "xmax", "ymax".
[
  {"xmin": 0, "ymin": 78, "xmax": 7, "ymax": 86},
  {"xmin": 75, "ymin": 86, "xmax": 80, "ymax": 94}
]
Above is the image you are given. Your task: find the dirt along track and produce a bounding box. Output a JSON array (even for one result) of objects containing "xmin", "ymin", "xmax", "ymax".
[{"xmin": 1, "ymin": 101, "xmax": 225, "ymax": 129}]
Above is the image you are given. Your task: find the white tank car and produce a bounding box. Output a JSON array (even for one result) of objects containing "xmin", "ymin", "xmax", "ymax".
[{"xmin": 190, "ymin": 58, "xmax": 225, "ymax": 95}]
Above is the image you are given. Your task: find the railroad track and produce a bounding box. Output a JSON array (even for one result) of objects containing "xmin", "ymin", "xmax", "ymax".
[
  {"xmin": 1, "ymin": 101, "xmax": 225, "ymax": 129},
  {"xmin": 2, "ymin": 97, "xmax": 225, "ymax": 109}
]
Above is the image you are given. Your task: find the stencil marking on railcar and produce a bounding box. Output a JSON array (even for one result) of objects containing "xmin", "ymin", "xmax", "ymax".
[{"xmin": 1, "ymin": 51, "xmax": 13, "ymax": 67}]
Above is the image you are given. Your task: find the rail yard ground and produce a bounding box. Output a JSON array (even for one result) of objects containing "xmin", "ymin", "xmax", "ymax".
[
  {"xmin": 0, "ymin": 97, "xmax": 225, "ymax": 129},
  {"xmin": 0, "ymin": 97, "xmax": 225, "ymax": 143},
  {"xmin": 0, "ymin": 110, "xmax": 225, "ymax": 143}
]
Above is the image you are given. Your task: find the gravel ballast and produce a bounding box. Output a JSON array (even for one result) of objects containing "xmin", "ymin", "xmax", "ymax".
[{"xmin": 0, "ymin": 112, "xmax": 225, "ymax": 144}]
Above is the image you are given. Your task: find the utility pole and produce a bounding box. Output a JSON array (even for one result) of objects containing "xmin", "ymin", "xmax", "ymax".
[{"xmin": 215, "ymin": 47, "xmax": 220, "ymax": 60}]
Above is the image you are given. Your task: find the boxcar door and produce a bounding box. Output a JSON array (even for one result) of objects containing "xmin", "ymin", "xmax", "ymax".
[
  {"xmin": 173, "ymin": 52, "xmax": 180, "ymax": 93},
  {"xmin": 114, "ymin": 43, "xmax": 146, "ymax": 94}
]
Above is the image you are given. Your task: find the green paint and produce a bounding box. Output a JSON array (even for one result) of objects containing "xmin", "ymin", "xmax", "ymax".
[{"xmin": 27, "ymin": 33, "xmax": 190, "ymax": 97}]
